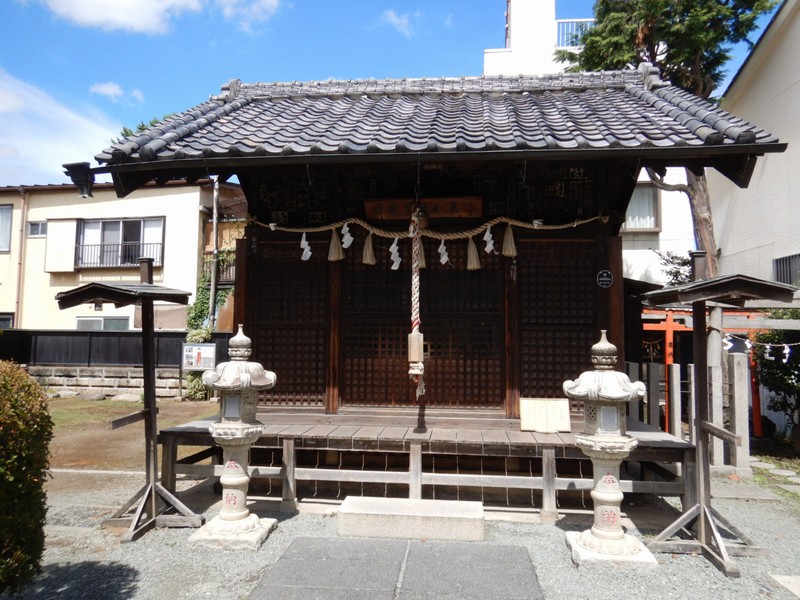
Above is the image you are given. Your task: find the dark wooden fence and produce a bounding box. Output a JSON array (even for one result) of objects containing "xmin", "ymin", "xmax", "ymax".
[{"xmin": 0, "ymin": 330, "xmax": 230, "ymax": 368}]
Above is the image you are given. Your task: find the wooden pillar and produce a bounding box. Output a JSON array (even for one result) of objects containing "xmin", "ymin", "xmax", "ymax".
[
  {"xmin": 541, "ymin": 447, "xmax": 557, "ymax": 522},
  {"xmin": 729, "ymin": 353, "xmax": 751, "ymax": 474},
  {"xmin": 282, "ymin": 438, "xmax": 296, "ymax": 509},
  {"xmin": 326, "ymin": 261, "xmax": 342, "ymax": 414},
  {"xmin": 233, "ymin": 237, "xmax": 249, "ymax": 328},
  {"xmin": 607, "ymin": 235, "xmax": 625, "ymax": 360},
  {"xmin": 504, "ymin": 258, "xmax": 520, "ymax": 418},
  {"xmin": 668, "ymin": 363, "xmax": 683, "ymax": 440},
  {"xmin": 708, "ymin": 307, "xmax": 725, "ymax": 466},
  {"xmin": 409, "ymin": 442, "xmax": 422, "ymax": 499},
  {"xmin": 647, "ymin": 363, "xmax": 661, "ymax": 429},
  {"xmin": 160, "ymin": 436, "xmax": 177, "ymax": 493},
  {"xmin": 626, "ymin": 361, "xmax": 641, "ymax": 421}
]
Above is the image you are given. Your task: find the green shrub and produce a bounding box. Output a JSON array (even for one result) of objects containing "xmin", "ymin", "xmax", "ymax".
[{"xmin": 0, "ymin": 361, "xmax": 53, "ymax": 594}]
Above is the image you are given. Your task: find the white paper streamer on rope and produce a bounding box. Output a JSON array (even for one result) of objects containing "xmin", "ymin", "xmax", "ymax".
[
  {"xmin": 483, "ymin": 226, "xmax": 495, "ymax": 254},
  {"xmin": 341, "ymin": 223, "xmax": 354, "ymax": 249},
  {"xmin": 765, "ymin": 344, "xmax": 775, "ymax": 360},
  {"xmin": 723, "ymin": 335, "xmax": 734, "ymax": 351},
  {"xmin": 438, "ymin": 239, "xmax": 449, "ymax": 265},
  {"xmin": 784, "ymin": 345, "xmax": 791, "ymax": 364},
  {"xmin": 390, "ymin": 237, "xmax": 401, "ymax": 270},
  {"xmin": 300, "ymin": 233, "xmax": 312, "ymax": 261}
]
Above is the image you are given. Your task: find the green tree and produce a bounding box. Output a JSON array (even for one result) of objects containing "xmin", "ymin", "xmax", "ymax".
[
  {"xmin": 117, "ymin": 115, "xmax": 174, "ymax": 142},
  {"xmin": 653, "ymin": 250, "xmax": 692, "ymax": 286},
  {"xmin": 753, "ymin": 309, "xmax": 800, "ymax": 448},
  {"xmin": 557, "ymin": 0, "xmax": 776, "ymax": 276}
]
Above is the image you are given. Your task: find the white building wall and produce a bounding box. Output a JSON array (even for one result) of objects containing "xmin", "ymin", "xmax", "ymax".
[
  {"xmin": 707, "ymin": 0, "xmax": 800, "ymax": 281},
  {"xmin": 622, "ymin": 171, "xmax": 696, "ymax": 285},
  {"xmin": 0, "ymin": 193, "xmax": 23, "ymax": 324},
  {"xmin": 483, "ymin": 0, "xmax": 561, "ymax": 76},
  {"xmin": 11, "ymin": 184, "xmax": 209, "ymax": 330}
]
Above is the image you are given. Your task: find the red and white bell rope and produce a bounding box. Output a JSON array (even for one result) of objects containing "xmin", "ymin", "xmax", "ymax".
[{"xmin": 408, "ymin": 211, "xmax": 425, "ymax": 399}]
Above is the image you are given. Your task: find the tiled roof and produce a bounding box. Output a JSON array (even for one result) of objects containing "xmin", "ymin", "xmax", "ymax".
[{"xmin": 96, "ymin": 65, "xmax": 779, "ymax": 166}]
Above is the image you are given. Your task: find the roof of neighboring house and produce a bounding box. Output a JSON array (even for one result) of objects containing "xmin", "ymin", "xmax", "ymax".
[{"xmin": 97, "ymin": 65, "xmax": 779, "ymax": 166}]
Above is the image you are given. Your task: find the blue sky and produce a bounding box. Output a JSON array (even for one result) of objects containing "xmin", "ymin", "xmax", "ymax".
[{"xmin": 0, "ymin": 0, "xmax": 775, "ymax": 187}]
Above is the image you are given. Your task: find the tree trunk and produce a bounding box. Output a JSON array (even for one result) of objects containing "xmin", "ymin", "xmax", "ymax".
[{"xmin": 685, "ymin": 169, "xmax": 718, "ymax": 277}]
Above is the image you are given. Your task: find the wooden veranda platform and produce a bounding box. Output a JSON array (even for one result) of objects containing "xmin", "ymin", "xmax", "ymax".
[{"xmin": 159, "ymin": 411, "xmax": 694, "ymax": 519}]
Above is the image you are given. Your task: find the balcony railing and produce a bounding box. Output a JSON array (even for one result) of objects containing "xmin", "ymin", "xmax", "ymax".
[
  {"xmin": 76, "ymin": 242, "xmax": 163, "ymax": 268},
  {"xmin": 556, "ymin": 18, "xmax": 595, "ymax": 50}
]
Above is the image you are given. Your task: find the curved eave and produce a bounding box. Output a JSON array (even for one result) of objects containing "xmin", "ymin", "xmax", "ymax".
[{"xmin": 96, "ymin": 142, "xmax": 787, "ymax": 197}]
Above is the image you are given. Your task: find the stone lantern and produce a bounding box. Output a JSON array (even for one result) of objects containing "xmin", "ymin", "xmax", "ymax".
[
  {"xmin": 188, "ymin": 325, "xmax": 277, "ymax": 550},
  {"xmin": 562, "ymin": 331, "xmax": 657, "ymax": 567}
]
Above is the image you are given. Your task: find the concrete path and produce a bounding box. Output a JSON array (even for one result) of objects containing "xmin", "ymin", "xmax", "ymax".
[{"xmin": 248, "ymin": 537, "xmax": 544, "ymax": 600}]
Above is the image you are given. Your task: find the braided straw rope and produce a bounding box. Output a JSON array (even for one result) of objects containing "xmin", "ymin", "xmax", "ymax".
[{"xmin": 253, "ymin": 214, "xmax": 609, "ymax": 239}]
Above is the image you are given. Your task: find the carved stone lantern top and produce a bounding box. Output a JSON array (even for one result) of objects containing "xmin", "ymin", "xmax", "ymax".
[
  {"xmin": 202, "ymin": 325, "xmax": 276, "ymax": 392},
  {"xmin": 563, "ymin": 331, "xmax": 645, "ymax": 441},
  {"xmin": 562, "ymin": 331, "xmax": 644, "ymax": 406}
]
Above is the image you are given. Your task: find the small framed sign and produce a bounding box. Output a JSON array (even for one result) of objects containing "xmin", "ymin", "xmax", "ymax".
[
  {"xmin": 182, "ymin": 343, "xmax": 216, "ymax": 371},
  {"xmin": 596, "ymin": 270, "xmax": 614, "ymax": 288}
]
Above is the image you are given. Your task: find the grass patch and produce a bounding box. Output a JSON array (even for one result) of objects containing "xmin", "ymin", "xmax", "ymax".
[{"xmin": 49, "ymin": 397, "xmax": 144, "ymax": 429}]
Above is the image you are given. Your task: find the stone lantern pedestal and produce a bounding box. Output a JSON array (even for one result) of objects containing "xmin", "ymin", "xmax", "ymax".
[
  {"xmin": 562, "ymin": 331, "xmax": 657, "ymax": 568},
  {"xmin": 188, "ymin": 326, "xmax": 277, "ymax": 550}
]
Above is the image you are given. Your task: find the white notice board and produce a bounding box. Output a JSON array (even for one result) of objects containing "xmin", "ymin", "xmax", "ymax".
[{"xmin": 520, "ymin": 398, "xmax": 572, "ymax": 433}]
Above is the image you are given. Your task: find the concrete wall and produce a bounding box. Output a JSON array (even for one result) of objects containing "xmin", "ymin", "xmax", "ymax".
[
  {"xmin": 483, "ymin": 0, "xmax": 561, "ymax": 76},
  {"xmin": 707, "ymin": 0, "xmax": 800, "ymax": 280},
  {"xmin": 28, "ymin": 365, "xmax": 183, "ymax": 399}
]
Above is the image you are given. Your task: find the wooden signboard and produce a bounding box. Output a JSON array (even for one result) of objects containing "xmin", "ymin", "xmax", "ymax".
[
  {"xmin": 364, "ymin": 196, "xmax": 483, "ymax": 220},
  {"xmin": 520, "ymin": 397, "xmax": 572, "ymax": 433}
]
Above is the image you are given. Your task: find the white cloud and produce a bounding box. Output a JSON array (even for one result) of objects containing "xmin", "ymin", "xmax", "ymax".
[
  {"xmin": 89, "ymin": 82, "xmax": 124, "ymax": 101},
  {"xmin": 215, "ymin": 0, "xmax": 280, "ymax": 32},
  {"xmin": 89, "ymin": 82, "xmax": 145, "ymax": 105},
  {"xmin": 381, "ymin": 9, "xmax": 414, "ymax": 37},
  {"xmin": 0, "ymin": 69, "xmax": 120, "ymax": 186},
  {"xmin": 41, "ymin": 0, "xmax": 203, "ymax": 34}
]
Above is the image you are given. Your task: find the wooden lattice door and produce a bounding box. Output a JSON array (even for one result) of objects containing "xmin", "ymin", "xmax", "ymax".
[
  {"xmin": 342, "ymin": 233, "xmax": 505, "ymax": 409},
  {"xmin": 517, "ymin": 239, "xmax": 598, "ymax": 398}
]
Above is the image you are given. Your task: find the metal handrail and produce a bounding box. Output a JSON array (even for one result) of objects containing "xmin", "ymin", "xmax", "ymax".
[
  {"xmin": 556, "ymin": 18, "xmax": 595, "ymax": 49},
  {"xmin": 76, "ymin": 242, "xmax": 163, "ymax": 268}
]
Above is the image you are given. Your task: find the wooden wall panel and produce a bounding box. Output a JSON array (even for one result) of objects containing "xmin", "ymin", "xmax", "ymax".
[{"xmin": 250, "ymin": 241, "xmax": 328, "ymax": 407}]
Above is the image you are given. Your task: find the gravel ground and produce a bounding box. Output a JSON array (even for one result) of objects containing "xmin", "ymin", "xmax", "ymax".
[{"xmin": 3, "ymin": 469, "xmax": 800, "ymax": 600}]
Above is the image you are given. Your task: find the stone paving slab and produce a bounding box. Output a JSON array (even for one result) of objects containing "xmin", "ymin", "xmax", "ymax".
[
  {"xmin": 771, "ymin": 574, "xmax": 800, "ymax": 598},
  {"xmin": 789, "ymin": 477, "xmax": 800, "ymax": 485},
  {"xmin": 710, "ymin": 481, "xmax": 781, "ymax": 501},
  {"xmin": 248, "ymin": 537, "xmax": 544, "ymax": 600},
  {"xmin": 750, "ymin": 461, "xmax": 776, "ymax": 470},
  {"xmin": 771, "ymin": 469, "xmax": 798, "ymax": 478},
  {"xmin": 776, "ymin": 484, "xmax": 800, "ymax": 496}
]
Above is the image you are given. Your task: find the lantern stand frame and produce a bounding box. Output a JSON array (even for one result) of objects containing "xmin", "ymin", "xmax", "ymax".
[
  {"xmin": 642, "ymin": 252, "xmax": 795, "ymax": 577},
  {"xmin": 55, "ymin": 258, "xmax": 204, "ymax": 542}
]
